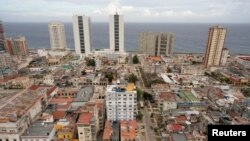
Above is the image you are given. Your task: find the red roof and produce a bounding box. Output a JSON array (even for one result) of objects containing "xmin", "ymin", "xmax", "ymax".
[
  {"xmin": 50, "ymin": 98, "xmax": 73, "ymax": 104},
  {"xmin": 239, "ymin": 56, "xmax": 250, "ymax": 61},
  {"xmin": 146, "ymin": 56, "xmax": 162, "ymax": 61},
  {"xmin": 29, "ymin": 85, "xmax": 40, "ymax": 90},
  {"xmin": 175, "ymin": 115, "xmax": 187, "ymax": 123},
  {"xmin": 167, "ymin": 124, "xmax": 184, "ymax": 132},
  {"xmin": 78, "ymin": 112, "xmax": 92, "ymax": 125},
  {"xmin": 47, "ymin": 86, "xmax": 57, "ymax": 96},
  {"xmin": 159, "ymin": 92, "xmax": 176, "ymax": 101},
  {"xmin": 103, "ymin": 121, "xmax": 113, "ymax": 140},
  {"xmin": 52, "ymin": 111, "xmax": 66, "ymax": 120}
]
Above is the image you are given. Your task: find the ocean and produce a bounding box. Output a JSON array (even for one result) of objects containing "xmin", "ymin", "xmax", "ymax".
[{"xmin": 3, "ymin": 22, "xmax": 250, "ymax": 54}]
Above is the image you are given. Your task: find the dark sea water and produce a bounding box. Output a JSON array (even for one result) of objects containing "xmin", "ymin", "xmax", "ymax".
[{"xmin": 3, "ymin": 22, "xmax": 250, "ymax": 54}]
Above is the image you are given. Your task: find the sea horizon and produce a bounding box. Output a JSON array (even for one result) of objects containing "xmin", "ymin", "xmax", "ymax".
[{"xmin": 3, "ymin": 22, "xmax": 250, "ymax": 55}]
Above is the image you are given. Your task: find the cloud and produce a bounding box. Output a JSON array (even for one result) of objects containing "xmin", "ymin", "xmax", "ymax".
[{"xmin": 0, "ymin": 0, "xmax": 250, "ymax": 23}]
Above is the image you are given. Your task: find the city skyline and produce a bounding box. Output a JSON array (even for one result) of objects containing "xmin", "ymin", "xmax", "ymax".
[{"xmin": 1, "ymin": 0, "xmax": 250, "ymax": 23}]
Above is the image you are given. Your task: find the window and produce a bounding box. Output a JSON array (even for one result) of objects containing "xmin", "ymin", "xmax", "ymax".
[
  {"xmin": 14, "ymin": 139, "xmax": 17, "ymax": 141},
  {"xmin": 6, "ymin": 139, "xmax": 9, "ymax": 141}
]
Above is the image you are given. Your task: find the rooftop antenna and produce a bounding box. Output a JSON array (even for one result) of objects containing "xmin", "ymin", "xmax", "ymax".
[{"xmin": 115, "ymin": 9, "xmax": 118, "ymax": 15}]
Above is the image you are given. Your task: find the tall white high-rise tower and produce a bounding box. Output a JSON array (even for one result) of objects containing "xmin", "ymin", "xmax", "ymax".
[
  {"xmin": 72, "ymin": 15, "xmax": 92, "ymax": 56},
  {"xmin": 109, "ymin": 13, "xmax": 124, "ymax": 53}
]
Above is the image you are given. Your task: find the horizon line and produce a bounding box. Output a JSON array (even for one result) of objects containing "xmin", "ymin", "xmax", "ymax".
[{"xmin": 2, "ymin": 21, "xmax": 250, "ymax": 24}]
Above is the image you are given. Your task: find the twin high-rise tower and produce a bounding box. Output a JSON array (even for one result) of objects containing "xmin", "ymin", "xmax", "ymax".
[
  {"xmin": 109, "ymin": 13, "xmax": 124, "ymax": 53},
  {"xmin": 72, "ymin": 15, "xmax": 92, "ymax": 56},
  {"xmin": 72, "ymin": 13, "xmax": 124, "ymax": 57}
]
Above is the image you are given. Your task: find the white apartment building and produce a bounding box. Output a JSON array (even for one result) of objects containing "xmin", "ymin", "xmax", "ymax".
[
  {"xmin": 109, "ymin": 13, "xmax": 124, "ymax": 53},
  {"xmin": 73, "ymin": 15, "xmax": 92, "ymax": 57},
  {"xmin": 105, "ymin": 83, "xmax": 137, "ymax": 121},
  {"xmin": 48, "ymin": 22, "xmax": 67, "ymax": 50}
]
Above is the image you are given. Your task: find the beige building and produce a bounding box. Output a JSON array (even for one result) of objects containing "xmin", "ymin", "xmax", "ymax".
[
  {"xmin": 13, "ymin": 36, "xmax": 28, "ymax": 56},
  {"xmin": 0, "ymin": 90, "xmax": 44, "ymax": 141},
  {"xmin": 220, "ymin": 48, "xmax": 229, "ymax": 66},
  {"xmin": 0, "ymin": 52, "xmax": 13, "ymax": 68},
  {"xmin": 10, "ymin": 76, "xmax": 30, "ymax": 89},
  {"xmin": 77, "ymin": 112, "xmax": 97, "ymax": 141},
  {"xmin": 139, "ymin": 32, "xmax": 174, "ymax": 56},
  {"xmin": 204, "ymin": 26, "xmax": 227, "ymax": 68},
  {"xmin": 48, "ymin": 22, "xmax": 67, "ymax": 50}
]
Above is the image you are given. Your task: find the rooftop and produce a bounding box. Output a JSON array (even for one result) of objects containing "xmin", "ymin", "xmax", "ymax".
[
  {"xmin": 78, "ymin": 112, "xmax": 92, "ymax": 125},
  {"xmin": 0, "ymin": 90, "xmax": 43, "ymax": 122},
  {"xmin": 146, "ymin": 56, "xmax": 162, "ymax": 61},
  {"xmin": 103, "ymin": 121, "xmax": 113, "ymax": 140},
  {"xmin": 159, "ymin": 92, "xmax": 176, "ymax": 101},
  {"xmin": 74, "ymin": 86, "xmax": 94, "ymax": 102},
  {"xmin": 50, "ymin": 97, "xmax": 73, "ymax": 104},
  {"xmin": 107, "ymin": 83, "xmax": 136, "ymax": 93},
  {"xmin": 238, "ymin": 56, "xmax": 250, "ymax": 61},
  {"xmin": 120, "ymin": 120, "xmax": 137, "ymax": 140},
  {"xmin": 21, "ymin": 121, "xmax": 54, "ymax": 137},
  {"xmin": 179, "ymin": 91, "xmax": 199, "ymax": 102}
]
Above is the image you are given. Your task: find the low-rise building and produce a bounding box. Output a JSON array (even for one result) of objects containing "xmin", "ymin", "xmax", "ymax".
[
  {"xmin": 10, "ymin": 76, "xmax": 30, "ymax": 89},
  {"xmin": 180, "ymin": 65, "xmax": 205, "ymax": 76},
  {"xmin": 0, "ymin": 90, "xmax": 44, "ymax": 141},
  {"xmin": 103, "ymin": 121, "xmax": 113, "ymax": 141},
  {"xmin": 236, "ymin": 56, "xmax": 250, "ymax": 69},
  {"xmin": 20, "ymin": 121, "xmax": 55, "ymax": 141},
  {"xmin": 120, "ymin": 120, "xmax": 138, "ymax": 141},
  {"xmin": 158, "ymin": 92, "xmax": 177, "ymax": 111}
]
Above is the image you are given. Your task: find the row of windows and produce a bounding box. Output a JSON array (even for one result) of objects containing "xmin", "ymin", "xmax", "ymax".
[{"xmin": 0, "ymin": 139, "xmax": 17, "ymax": 141}]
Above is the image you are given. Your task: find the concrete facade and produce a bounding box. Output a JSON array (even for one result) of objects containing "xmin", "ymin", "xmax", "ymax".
[
  {"xmin": 105, "ymin": 84, "xmax": 137, "ymax": 121},
  {"xmin": 73, "ymin": 15, "xmax": 92, "ymax": 57},
  {"xmin": 109, "ymin": 14, "xmax": 124, "ymax": 53},
  {"xmin": 48, "ymin": 22, "xmax": 67, "ymax": 50},
  {"xmin": 139, "ymin": 32, "xmax": 174, "ymax": 56},
  {"xmin": 204, "ymin": 26, "xmax": 227, "ymax": 68}
]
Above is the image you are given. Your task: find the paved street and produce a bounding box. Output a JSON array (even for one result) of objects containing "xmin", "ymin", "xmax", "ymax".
[{"xmin": 142, "ymin": 107, "xmax": 156, "ymax": 141}]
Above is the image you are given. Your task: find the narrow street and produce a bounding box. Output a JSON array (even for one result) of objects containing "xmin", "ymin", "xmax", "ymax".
[{"xmin": 142, "ymin": 107, "xmax": 156, "ymax": 141}]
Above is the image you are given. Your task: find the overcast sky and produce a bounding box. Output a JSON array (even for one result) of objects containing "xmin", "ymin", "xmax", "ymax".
[{"xmin": 1, "ymin": 0, "xmax": 249, "ymax": 23}]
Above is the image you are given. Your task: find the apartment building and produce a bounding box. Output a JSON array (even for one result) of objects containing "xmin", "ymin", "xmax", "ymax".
[
  {"xmin": 204, "ymin": 26, "xmax": 227, "ymax": 68},
  {"xmin": 139, "ymin": 32, "xmax": 174, "ymax": 56},
  {"xmin": 77, "ymin": 112, "xmax": 97, "ymax": 141},
  {"xmin": 106, "ymin": 83, "xmax": 137, "ymax": 121}
]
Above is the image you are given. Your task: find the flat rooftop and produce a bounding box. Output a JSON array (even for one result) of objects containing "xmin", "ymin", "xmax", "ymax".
[
  {"xmin": 107, "ymin": 83, "xmax": 136, "ymax": 93},
  {"xmin": 22, "ymin": 121, "xmax": 54, "ymax": 137},
  {"xmin": 0, "ymin": 90, "xmax": 42, "ymax": 122},
  {"xmin": 179, "ymin": 91, "xmax": 199, "ymax": 102}
]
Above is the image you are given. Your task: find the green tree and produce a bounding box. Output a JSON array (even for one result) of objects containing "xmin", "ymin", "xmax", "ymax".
[
  {"xmin": 81, "ymin": 70, "xmax": 86, "ymax": 75},
  {"xmin": 86, "ymin": 59, "xmax": 95, "ymax": 67},
  {"xmin": 143, "ymin": 92, "xmax": 154, "ymax": 101},
  {"xmin": 136, "ymin": 111, "xmax": 143, "ymax": 121},
  {"xmin": 136, "ymin": 88, "xmax": 142, "ymax": 101},
  {"xmin": 128, "ymin": 73, "xmax": 138, "ymax": 83},
  {"xmin": 179, "ymin": 78, "xmax": 183, "ymax": 85},
  {"xmin": 105, "ymin": 72, "xmax": 113, "ymax": 82},
  {"xmin": 133, "ymin": 55, "xmax": 139, "ymax": 64},
  {"xmin": 125, "ymin": 57, "xmax": 129, "ymax": 64}
]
